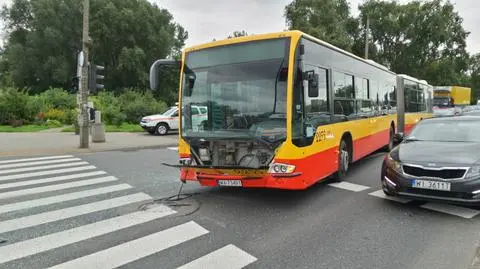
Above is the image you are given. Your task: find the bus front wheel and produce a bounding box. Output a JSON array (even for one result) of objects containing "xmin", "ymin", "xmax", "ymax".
[{"xmin": 334, "ymin": 139, "xmax": 350, "ymax": 181}]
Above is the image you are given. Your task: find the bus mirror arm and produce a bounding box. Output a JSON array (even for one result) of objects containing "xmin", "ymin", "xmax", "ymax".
[{"xmin": 149, "ymin": 59, "xmax": 181, "ymax": 90}]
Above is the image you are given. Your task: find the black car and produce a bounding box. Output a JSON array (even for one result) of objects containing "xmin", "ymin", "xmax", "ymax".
[{"xmin": 381, "ymin": 116, "xmax": 480, "ymax": 206}]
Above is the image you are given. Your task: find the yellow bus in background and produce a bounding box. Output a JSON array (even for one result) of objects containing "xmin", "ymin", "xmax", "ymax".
[
  {"xmin": 149, "ymin": 30, "xmax": 433, "ymax": 190},
  {"xmin": 433, "ymin": 85, "xmax": 471, "ymax": 116}
]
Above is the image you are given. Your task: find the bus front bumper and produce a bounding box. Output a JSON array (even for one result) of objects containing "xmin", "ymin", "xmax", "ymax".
[{"xmin": 177, "ymin": 166, "xmax": 307, "ymax": 190}]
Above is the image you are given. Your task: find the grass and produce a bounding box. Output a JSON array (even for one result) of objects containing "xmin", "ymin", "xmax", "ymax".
[
  {"xmin": 0, "ymin": 125, "xmax": 51, "ymax": 132},
  {"xmin": 61, "ymin": 123, "xmax": 144, "ymax": 133}
]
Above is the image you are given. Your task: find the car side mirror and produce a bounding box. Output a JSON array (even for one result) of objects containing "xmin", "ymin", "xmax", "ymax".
[{"xmin": 393, "ymin": 132, "xmax": 404, "ymax": 144}]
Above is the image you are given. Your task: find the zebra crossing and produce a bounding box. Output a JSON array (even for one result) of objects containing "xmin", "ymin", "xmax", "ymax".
[
  {"xmin": 328, "ymin": 181, "xmax": 480, "ymax": 219},
  {"xmin": 0, "ymin": 155, "xmax": 257, "ymax": 269}
]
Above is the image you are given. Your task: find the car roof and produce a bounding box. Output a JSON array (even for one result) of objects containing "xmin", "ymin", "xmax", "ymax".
[{"xmin": 423, "ymin": 115, "xmax": 480, "ymax": 122}]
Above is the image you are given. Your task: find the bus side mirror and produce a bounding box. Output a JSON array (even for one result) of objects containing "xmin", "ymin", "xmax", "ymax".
[
  {"xmin": 149, "ymin": 59, "xmax": 180, "ymax": 90},
  {"xmin": 393, "ymin": 132, "xmax": 404, "ymax": 144},
  {"xmin": 184, "ymin": 74, "xmax": 196, "ymax": 97},
  {"xmin": 304, "ymin": 70, "xmax": 319, "ymax": 98}
]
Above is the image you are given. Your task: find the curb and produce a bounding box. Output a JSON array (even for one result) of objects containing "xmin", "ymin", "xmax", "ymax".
[{"xmin": 0, "ymin": 143, "xmax": 179, "ymax": 158}]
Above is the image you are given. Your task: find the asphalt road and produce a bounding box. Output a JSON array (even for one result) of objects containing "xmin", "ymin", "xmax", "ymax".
[{"xmin": 0, "ymin": 146, "xmax": 479, "ymax": 269}]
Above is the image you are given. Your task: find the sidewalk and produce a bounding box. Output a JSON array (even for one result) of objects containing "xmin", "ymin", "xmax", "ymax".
[{"xmin": 0, "ymin": 132, "xmax": 179, "ymax": 157}]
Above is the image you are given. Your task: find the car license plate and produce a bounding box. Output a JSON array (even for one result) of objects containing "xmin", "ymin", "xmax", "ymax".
[
  {"xmin": 218, "ymin": 180, "xmax": 242, "ymax": 187},
  {"xmin": 411, "ymin": 179, "xmax": 451, "ymax": 191}
]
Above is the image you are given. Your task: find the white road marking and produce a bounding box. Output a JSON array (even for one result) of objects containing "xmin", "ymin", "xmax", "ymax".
[
  {"xmin": 0, "ymin": 184, "xmax": 133, "ymax": 215},
  {"xmin": 0, "ymin": 207, "xmax": 177, "ymax": 265},
  {"xmin": 368, "ymin": 190, "xmax": 412, "ymax": 203},
  {"xmin": 0, "ymin": 155, "xmax": 74, "ymax": 165},
  {"xmin": 0, "ymin": 176, "xmax": 117, "ymax": 200},
  {"xmin": 0, "ymin": 171, "xmax": 107, "ymax": 190},
  {"xmin": 0, "ymin": 158, "xmax": 82, "ymax": 170},
  {"xmin": 47, "ymin": 221, "xmax": 208, "ymax": 269},
  {"xmin": 0, "ymin": 161, "xmax": 89, "ymax": 175},
  {"xmin": 167, "ymin": 147, "xmax": 179, "ymax": 151},
  {"xmin": 0, "ymin": 166, "xmax": 97, "ymax": 181},
  {"xmin": 177, "ymin": 244, "xmax": 258, "ymax": 269},
  {"xmin": 328, "ymin": 181, "xmax": 370, "ymax": 192},
  {"xmin": 0, "ymin": 193, "xmax": 152, "ymax": 234},
  {"xmin": 420, "ymin": 203, "xmax": 480, "ymax": 219}
]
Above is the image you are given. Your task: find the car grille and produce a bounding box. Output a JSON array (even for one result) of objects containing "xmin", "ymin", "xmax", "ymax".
[
  {"xmin": 405, "ymin": 188, "xmax": 473, "ymax": 199},
  {"xmin": 402, "ymin": 165, "xmax": 467, "ymax": 179}
]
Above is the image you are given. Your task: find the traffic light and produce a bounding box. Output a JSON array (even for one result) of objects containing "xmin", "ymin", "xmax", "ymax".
[
  {"xmin": 70, "ymin": 76, "xmax": 79, "ymax": 93},
  {"xmin": 88, "ymin": 63, "xmax": 105, "ymax": 92}
]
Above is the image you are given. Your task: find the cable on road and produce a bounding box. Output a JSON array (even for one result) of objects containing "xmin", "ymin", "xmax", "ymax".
[{"xmin": 138, "ymin": 182, "xmax": 202, "ymax": 216}]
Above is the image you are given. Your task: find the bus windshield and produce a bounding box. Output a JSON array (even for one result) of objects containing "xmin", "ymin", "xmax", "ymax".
[
  {"xmin": 433, "ymin": 97, "xmax": 452, "ymax": 107},
  {"xmin": 180, "ymin": 38, "xmax": 290, "ymax": 142}
]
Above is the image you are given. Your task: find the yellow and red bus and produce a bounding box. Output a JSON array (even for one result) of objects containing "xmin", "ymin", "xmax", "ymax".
[{"xmin": 149, "ymin": 30, "xmax": 433, "ymax": 190}]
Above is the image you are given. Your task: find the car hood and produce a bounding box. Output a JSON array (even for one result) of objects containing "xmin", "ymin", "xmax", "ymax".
[
  {"xmin": 142, "ymin": 114, "xmax": 172, "ymax": 120},
  {"xmin": 397, "ymin": 141, "xmax": 480, "ymax": 165}
]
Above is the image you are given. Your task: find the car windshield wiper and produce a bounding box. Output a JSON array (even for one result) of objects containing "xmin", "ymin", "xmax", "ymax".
[{"xmin": 404, "ymin": 137, "xmax": 422, "ymax": 142}]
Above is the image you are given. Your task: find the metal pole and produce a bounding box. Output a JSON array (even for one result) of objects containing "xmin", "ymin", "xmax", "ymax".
[
  {"xmin": 364, "ymin": 16, "xmax": 370, "ymax": 60},
  {"xmin": 79, "ymin": 0, "xmax": 90, "ymax": 148}
]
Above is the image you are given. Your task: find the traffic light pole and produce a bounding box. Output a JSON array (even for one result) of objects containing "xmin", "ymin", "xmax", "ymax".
[{"xmin": 79, "ymin": 0, "xmax": 90, "ymax": 148}]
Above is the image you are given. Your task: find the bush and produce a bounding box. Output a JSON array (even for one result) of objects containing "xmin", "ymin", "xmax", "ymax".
[
  {"xmin": 0, "ymin": 87, "xmax": 32, "ymax": 124},
  {"xmin": 46, "ymin": 119, "xmax": 63, "ymax": 128},
  {"xmin": 112, "ymin": 112, "xmax": 127, "ymax": 127},
  {"xmin": 118, "ymin": 89, "xmax": 167, "ymax": 123},
  {"xmin": 64, "ymin": 109, "xmax": 78, "ymax": 125},
  {"xmin": 44, "ymin": 108, "xmax": 67, "ymax": 123},
  {"xmin": 40, "ymin": 88, "xmax": 76, "ymax": 110}
]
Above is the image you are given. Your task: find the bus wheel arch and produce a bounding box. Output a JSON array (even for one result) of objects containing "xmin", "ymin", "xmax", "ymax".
[{"xmin": 334, "ymin": 132, "xmax": 353, "ymax": 181}]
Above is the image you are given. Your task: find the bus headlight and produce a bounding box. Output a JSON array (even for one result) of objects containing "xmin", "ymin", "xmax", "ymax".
[{"xmin": 268, "ymin": 163, "xmax": 296, "ymax": 174}]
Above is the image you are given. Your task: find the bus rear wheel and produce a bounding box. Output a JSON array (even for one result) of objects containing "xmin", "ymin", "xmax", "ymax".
[{"xmin": 333, "ymin": 139, "xmax": 350, "ymax": 181}]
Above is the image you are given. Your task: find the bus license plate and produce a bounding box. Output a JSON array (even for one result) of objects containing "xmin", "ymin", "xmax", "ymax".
[
  {"xmin": 411, "ymin": 179, "xmax": 451, "ymax": 191},
  {"xmin": 218, "ymin": 180, "xmax": 242, "ymax": 187}
]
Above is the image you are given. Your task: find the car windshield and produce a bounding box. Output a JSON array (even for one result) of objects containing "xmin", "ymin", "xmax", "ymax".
[
  {"xmin": 408, "ymin": 119, "xmax": 480, "ymax": 142},
  {"xmin": 180, "ymin": 38, "xmax": 289, "ymax": 141},
  {"xmin": 161, "ymin": 107, "xmax": 177, "ymax": 116}
]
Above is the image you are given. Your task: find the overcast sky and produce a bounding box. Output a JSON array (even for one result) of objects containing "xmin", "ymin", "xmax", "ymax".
[
  {"xmin": 1, "ymin": 0, "xmax": 479, "ymax": 54},
  {"xmin": 153, "ymin": 0, "xmax": 480, "ymax": 54}
]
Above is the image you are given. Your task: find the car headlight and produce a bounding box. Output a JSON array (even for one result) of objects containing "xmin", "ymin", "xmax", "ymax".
[
  {"xmin": 465, "ymin": 166, "xmax": 480, "ymax": 179},
  {"xmin": 386, "ymin": 154, "xmax": 402, "ymax": 173}
]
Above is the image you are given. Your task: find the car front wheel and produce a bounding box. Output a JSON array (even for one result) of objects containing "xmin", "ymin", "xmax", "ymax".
[{"xmin": 155, "ymin": 123, "xmax": 169, "ymax": 136}]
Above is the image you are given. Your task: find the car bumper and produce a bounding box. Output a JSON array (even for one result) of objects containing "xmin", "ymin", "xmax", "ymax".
[
  {"xmin": 140, "ymin": 122, "xmax": 156, "ymax": 131},
  {"xmin": 382, "ymin": 164, "xmax": 480, "ymax": 205}
]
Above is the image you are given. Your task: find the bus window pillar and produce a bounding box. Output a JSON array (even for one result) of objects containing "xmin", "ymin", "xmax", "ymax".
[{"xmin": 396, "ymin": 76, "xmax": 406, "ymax": 134}]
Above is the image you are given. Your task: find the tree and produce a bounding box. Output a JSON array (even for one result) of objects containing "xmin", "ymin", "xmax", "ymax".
[
  {"xmin": 284, "ymin": 0, "xmax": 355, "ymax": 51},
  {"xmin": 358, "ymin": 0, "xmax": 470, "ymax": 85},
  {"xmin": 227, "ymin": 30, "xmax": 248, "ymax": 39},
  {"xmin": 469, "ymin": 54, "xmax": 480, "ymax": 103},
  {"xmin": 0, "ymin": 0, "xmax": 188, "ymax": 94}
]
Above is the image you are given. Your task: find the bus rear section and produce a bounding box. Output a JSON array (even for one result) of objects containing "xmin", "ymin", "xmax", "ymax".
[{"xmin": 150, "ymin": 30, "xmax": 433, "ymax": 190}]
